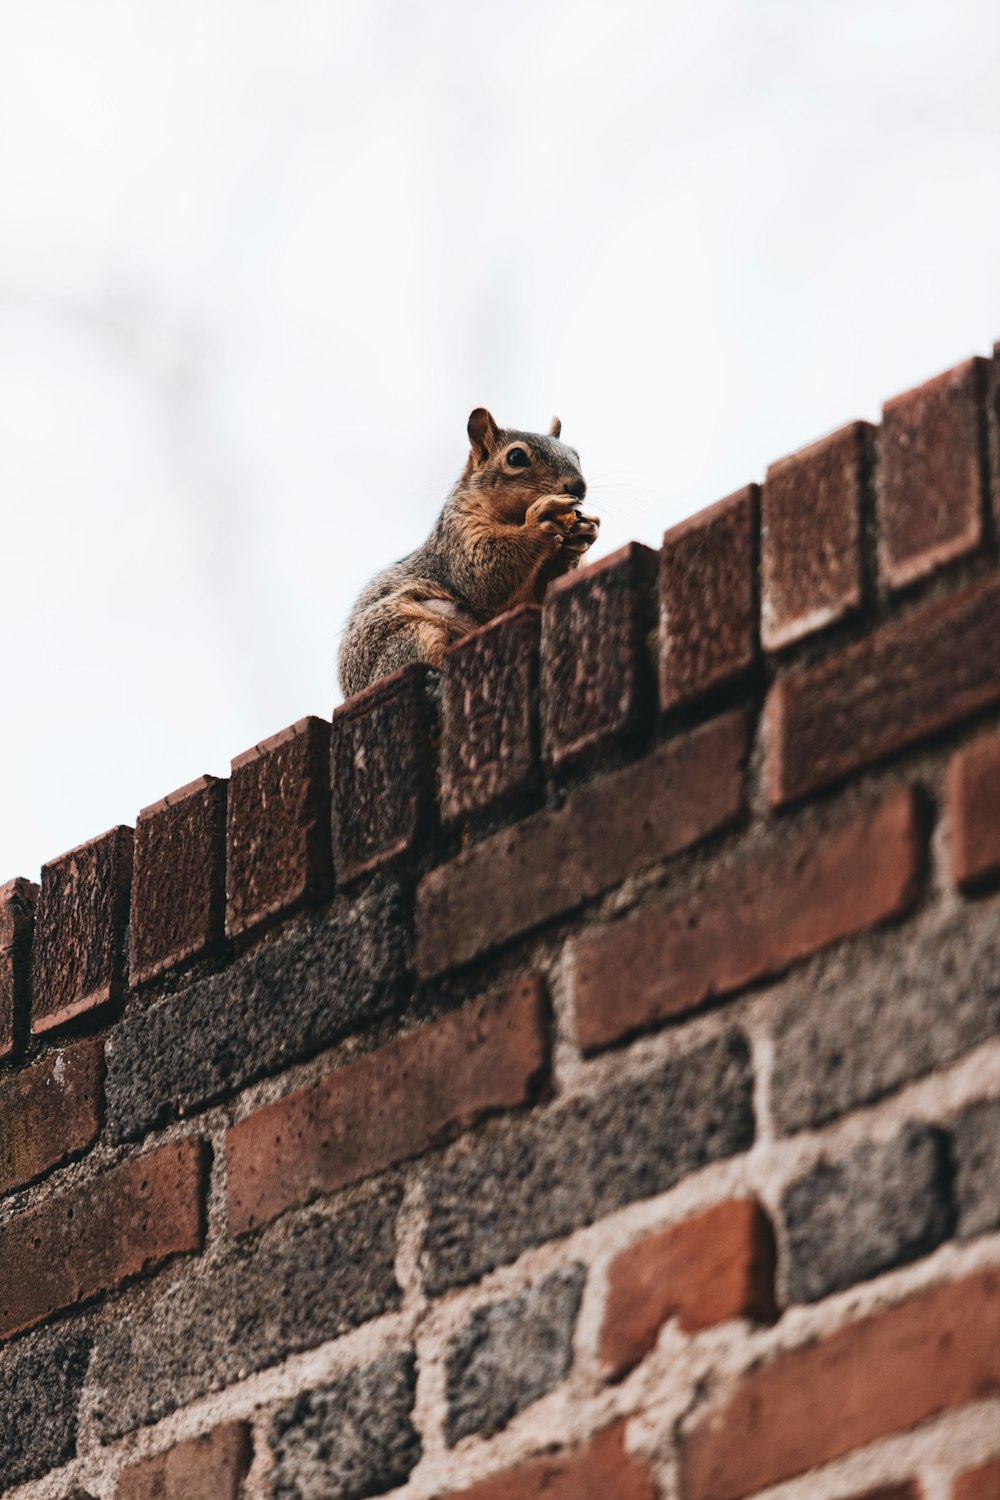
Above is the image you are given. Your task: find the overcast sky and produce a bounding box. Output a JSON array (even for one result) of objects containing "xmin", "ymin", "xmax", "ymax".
[{"xmin": 2, "ymin": 0, "xmax": 999, "ymax": 880}]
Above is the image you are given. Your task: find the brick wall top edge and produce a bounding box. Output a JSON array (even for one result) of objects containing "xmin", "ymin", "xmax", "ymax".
[
  {"xmin": 39, "ymin": 823, "xmax": 134, "ymax": 874},
  {"xmin": 545, "ymin": 538, "xmax": 658, "ymax": 595},
  {"xmin": 332, "ymin": 659, "xmax": 435, "ymax": 718},
  {"xmin": 443, "ymin": 602, "xmax": 541, "ymax": 657},
  {"xmin": 881, "ymin": 353, "xmax": 988, "ymax": 413},
  {"xmin": 765, "ymin": 416, "xmax": 875, "ymax": 475},
  {"xmin": 0, "ymin": 877, "xmax": 37, "ymax": 949},
  {"xmin": 662, "ymin": 483, "xmax": 760, "ymax": 546},
  {"xmin": 231, "ymin": 714, "xmax": 329, "ymax": 771},
  {"xmin": 138, "ymin": 772, "xmax": 225, "ymax": 821}
]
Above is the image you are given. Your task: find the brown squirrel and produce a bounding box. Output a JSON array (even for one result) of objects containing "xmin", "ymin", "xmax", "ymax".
[{"xmin": 338, "ymin": 408, "xmax": 599, "ymax": 696}]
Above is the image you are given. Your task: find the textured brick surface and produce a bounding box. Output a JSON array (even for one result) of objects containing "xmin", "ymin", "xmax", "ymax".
[
  {"xmin": 330, "ymin": 663, "xmax": 437, "ymax": 880},
  {"xmin": 762, "ymin": 422, "xmax": 869, "ymax": 649},
  {"xmin": 574, "ymin": 785, "xmax": 919, "ymax": 1053},
  {"xmin": 954, "ymin": 1459, "xmax": 1000, "ymax": 1499},
  {"xmin": 32, "ymin": 826, "xmax": 133, "ymax": 1034},
  {"xmin": 130, "ymin": 774, "xmax": 227, "ymax": 986},
  {"xmin": 878, "ymin": 357, "xmax": 988, "ymax": 590},
  {"xmin": 115, "ymin": 1423, "xmax": 252, "ymax": 1500},
  {"xmin": 0, "ymin": 1037, "xmax": 103, "ymax": 1197},
  {"xmin": 269, "ymin": 1353, "xmax": 420, "ymax": 1499},
  {"xmin": 0, "ymin": 1328, "xmax": 91, "ymax": 1491},
  {"xmin": 601, "ymin": 1200, "xmax": 776, "ymax": 1379},
  {"xmin": 422, "ymin": 1031, "xmax": 754, "ymax": 1293},
  {"xmin": 441, "ymin": 607, "xmax": 541, "ymax": 820},
  {"xmin": 991, "ymin": 342, "xmax": 1000, "ymax": 536},
  {"xmin": 227, "ymin": 977, "xmax": 548, "ymax": 1234},
  {"xmin": 767, "ymin": 573, "xmax": 1000, "ymax": 805},
  {"xmin": 781, "ymin": 1125, "xmax": 952, "ymax": 1304},
  {"xmin": 418, "ymin": 709, "xmax": 747, "ymax": 978},
  {"xmin": 659, "ymin": 486, "xmax": 758, "ymax": 709},
  {"xmin": 226, "ymin": 716, "xmax": 332, "ymax": 938},
  {"xmin": 90, "ymin": 1192, "xmax": 401, "ymax": 1439},
  {"xmin": 446, "ymin": 1266, "xmax": 584, "ymax": 1445},
  {"xmin": 0, "ymin": 876, "xmax": 36, "ymax": 1059},
  {"xmin": 541, "ymin": 542, "xmax": 658, "ymax": 765},
  {"xmin": 681, "ymin": 1268, "xmax": 1000, "ymax": 1500},
  {"xmin": 952, "ymin": 1096, "xmax": 1000, "ymax": 1239},
  {"xmin": 948, "ymin": 729, "xmax": 1000, "ymax": 888},
  {"xmin": 443, "ymin": 1421, "xmax": 657, "ymax": 1500}
]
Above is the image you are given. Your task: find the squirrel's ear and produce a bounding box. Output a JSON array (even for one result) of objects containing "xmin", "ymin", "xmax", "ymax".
[
  {"xmin": 468, "ymin": 408, "xmax": 500, "ymax": 465},
  {"xmin": 549, "ymin": 416, "xmax": 562, "ymax": 438}
]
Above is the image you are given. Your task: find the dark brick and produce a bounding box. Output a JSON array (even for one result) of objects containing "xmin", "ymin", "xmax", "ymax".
[
  {"xmin": 990, "ymin": 343, "xmax": 1000, "ymax": 537},
  {"xmin": 659, "ymin": 486, "xmax": 758, "ymax": 710},
  {"xmin": 955, "ymin": 1458, "xmax": 1000, "ymax": 1500},
  {"xmin": 90, "ymin": 1191, "xmax": 401, "ymax": 1439},
  {"xmin": 116, "ymin": 1423, "xmax": 252, "ymax": 1500},
  {"xmin": 952, "ymin": 1095, "xmax": 1000, "ymax": 1239},
  {"xmin": 948, "ymin": 729, "xmax": 1000, "ymax": 888},
  {"xmin": 330, "ymin": 663, "xmax": 437, "ymax": 881},
  {"xmin": 0, "ymin": 877, "xmax": 36, "ymax": 1059},
  {"xmin": 0, "ymin": 1038, "xmax": 103, "ymax": 1197},
  {"xmin": 422, "ymin": 1030, "xmax": 754, "ymax": 1294},
  {"xmin": 32, "ymin": 826, "xmax": 133, "ymax": 1034},
  {"xmin": 446, "ymin": 1266, "xmax": 584, "ymax": 1445},
  {"xmin": 782, "ymin": 1125, "xmax": 952, "ymax": 1305},
  {"xmin": 762, "ymin": 422, "xmax": 870, "ymax": 650},
  {"xmin": 845, "ymin": 1489, "xmax": 922, "ymax": 1500},
  {"xmin": 442, "ymin": 1421, "xmax": 657, "ymax": 1500},
  {"xmin": 106, "ymin": 876, "xmax": 408, "ymax": 1143},
  {"xmin": 767, "ymin": 573, "xmax": 1000, "ymax": 805},
  {"xmin": 269, "ymin": 1352, "xmax": 420, "ymax": 1499},
  {"xmin": 0, "ymin": 1327, "xmax": 91, "ymax": 1491},
  {"xmin": 441, "ymin": 607, "xmax": 541, "ymax": 821},
  {"xmin": 226, "ymin": 716, "xmax": 332, "ymax": 939},
  {"xmin": 417, "ymin": 709, "xmax": 747, "ymax": 979},
  {"xmin": 541, "ymin": 542, "xmax": 658, "ymax": 766},
  {"xmin": 878, "ymin": 357, "xmax": 988, "ymax": 590},
  {"xmin": 130, "ymin": 775, "xmax": 227, "ymax": 986}
]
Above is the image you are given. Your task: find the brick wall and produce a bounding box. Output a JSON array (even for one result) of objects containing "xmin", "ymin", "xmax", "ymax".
[{"xmin": 2, "ymin": 343, "xmax": 1000, "ymax": 1499}]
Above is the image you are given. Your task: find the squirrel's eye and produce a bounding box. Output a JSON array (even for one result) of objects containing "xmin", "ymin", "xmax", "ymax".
[{"xmin": 506, "ymin": 447, "xmax": 530, "ymax": 468}]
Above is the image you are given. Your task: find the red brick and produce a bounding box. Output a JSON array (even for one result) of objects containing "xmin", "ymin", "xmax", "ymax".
[
  {"xmin": 0, "ymin": 878, "xmax": 36, "ymax": 1059},
  {"xmin": 990, "ymin": 344, "xmax": 1000, "ymax": 537},
  {"xmin": 441, "ymin": 606, "xmax": 541, "ymax": 821},
  {"xmin": 949, "ymin": 729, "xmax": 1000, "ymax": 888},
  {"xmin": 541, "ymin": 542, "xmax": 658, "ymax": 766},
  {"xmin": 0, "ymin": 1038, "xmax": 103, "ymax": 1197},
  {"xmin": 32, "ymin": 826, "xmax": 133, "ymax": 1034},
  {"xmin": 226, "ymin": 716, "xmax": 332, "ymax": 938},
  {"xmin": 660, "ymin": 486, "xmax": 758, "ymax": 710},
  {"xmin": 601, "ymin": 1200, "xmax": 776, "ymax": 1378},
  {"xmin": 417, "ymin": 709, "xmax": 747, "ymax": 979},
  {"xmin": 330, "ymin": 662, "xmax": 437, "ymax": 880},
  {"xmin": 226, "ymin": 977, "xmax": 548, "ymax": 1234},
  {"xmin": 878, "ymin": 357, "xmax": 988, "ymax": 590},
  {"xmin": 767, "ymin": 573, "xmax": 1000, "ymax": 806},
  {"xmin": 130, "ymin": 774, "xmax": 227, "ymax": 986},
  {"xmin": 115, "ymin": 1422, "xmax": 252, "ymax": 1500},
  {"xmin": 954, "ymin": 1459, "xmax": 1000, "ymax": 1499},
  {"xmin": 574, "ymin": 785, "xmax": 919, "ymax": 1054},
  {"xmin": 680, "ymin": 1267, "xmax": 1000, "ymax": 1500},
  {"xmin": 0, "ymin": 1136, "xmax": 205, "ymax": 1339},
  {"xmin": 443, "ymin": 1421, "xmax": 657, "ymax": 1500},
  {"xmin": 762, "ymin": 422, "xmax": 871, "ymax": 650}
]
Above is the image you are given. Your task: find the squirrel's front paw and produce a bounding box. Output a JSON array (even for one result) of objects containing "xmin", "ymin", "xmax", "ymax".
[
  {"xmin": 560, "ymin": 511, "xmax": 600, "ymax": 555},
  {"xmin": 526, "ymin": 494, "xmax": 591, "ymax": 546}
]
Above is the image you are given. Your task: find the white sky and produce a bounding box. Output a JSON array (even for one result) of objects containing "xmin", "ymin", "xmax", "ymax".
[{"xmin": 2, "ymin": 0, "xmax": 999, "ymax": 880}]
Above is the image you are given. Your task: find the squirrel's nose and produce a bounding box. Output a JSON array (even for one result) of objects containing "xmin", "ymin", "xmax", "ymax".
[{"xmin": 562, "ymin": 476, "xmax": 587, "ymax": 500}]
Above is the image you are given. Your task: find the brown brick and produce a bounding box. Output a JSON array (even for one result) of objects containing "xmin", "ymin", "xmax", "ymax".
[
  {"xmin": 767, "ymin": 573, "xmax": 1000, "ymax": 806},
  {"xmin": 32, "ymin": 827, "xmax": 133, "ymax": 1035},
  {"xmin": 130, "ymin": 775, "xmax": 227, "ymax": 986},
  {"xmin": 601, "ymin": 1200, "xmax": 776, "ymax": 1378},
  {"xmin": 330, "ymin": 663, "xmax": 437, "ymax": 881},
  {"xmin": 441, "ymin": 606, "xmax": 541, "ymax": 821},
  {"xmin": 443, "ymin": 1421, "xmax": 657, "ymax": 1500},
  {"xmin": 948, "ymin": 729, "xmax": 1000, "ymax": 888},
  {"xmin": 680, "ymin": 1267, "xmax": 1000, "ymax": 1500},
  {"xmin": 762, "ymin": 422, "xmax": 870, "ymax": 650},
  {"xmin": 954, "ymin": 1459, "xmax": 1000, "ymax": 1499},
  {"xmin": 0, "ymin": 878, "xmax": 36, "ymax": 1059},
  {"xmin": 574, "ymin": 785, "xmax": 919, "ymax": 1054},
  {"xmin": 541, "ymin": 542, "xmax": 658, "ymax": 766},
  {"xmin": 226, "ymin": 716, "xmax": 332, "ymax": 938},
  {"xmin": 660, "ymin": 486, "xmax": 758, "ymax": 710},
  {"xmin": 0, "ymin": 1038, "xmax": 103, "ymax": 1197},
  {"xmin": 0, "ymin": 1137, "xmax": 205, "ymax": 1339},
  {"xmin": 878, "ymin": 357, "xmax": 988, "ymax": 590},
  {"xmin": 226, "ymin": 977, "xmax": 548, "ymax": 1234},
  {"xmin": 417, "ymin": 709, "xmax": 747, "ymax": 979},
  {"xmin": 115, "ymin": 1422, "xmax": 251, "ymax": 1500},
  {"xmin": 990, "ymin": 344, "xmax": 1000, "ymax": 537}
]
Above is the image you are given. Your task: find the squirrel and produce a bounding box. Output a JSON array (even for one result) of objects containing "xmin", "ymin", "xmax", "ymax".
[{"xmin": 338, "ymin": 408, "xmax": 599, "ymax": 697}]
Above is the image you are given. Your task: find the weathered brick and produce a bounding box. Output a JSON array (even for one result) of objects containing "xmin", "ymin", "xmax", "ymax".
[
  {"xmin": 954, "ymin": 1459, "xmax": 1000, "ymax": 1499},
  {"xmin": 762, "ymin": 422, "xmax": 870, "ymax": 650},
  {"xmin": 948, "ymin": 730, "xmax": 1000, "ymax": 888},
  {"xmin": 422, "ymin": 1030, "xmax": 754, "ymax": 1293},
  {"xmin": 659, "ymin": 486, "xmax": 758, "ymax": 710},
  {"xmin": 116, "ymin": 1423, "xmax": 252, "ymax": 1500},
  {"xmin": 878, "ymin": 357, "xmax": 988, "ymax": 590},
  {"xmin": 541, "ymin": 542, "xmax": 658, "ymax": 765},
  {"xmin": 782, "ymin": 1125, "xmax": 952, "ymax": 1305},
  {"xmin": 0, "ymin": 876, "xmax": 36, "ymax": 1058},
  {"xmin": 446, "ymin": 1266, "xmax": 585, "ymax": 1445},
  {"xmin": 952, "ymin": 1095, "xmax": 1000, "ymax": 1239},
  {"xmin": 0, "ymin": 1038, "xmax": 103, "ymax": 1197},
  {"xmin": 766, "ymin": 573, "xmax": 1000, "ymax": 805},
  {"xmin": 330, "ymin": 663, "xmax": 437, "ymax": 880},
  {"xmin": 574, "ymin": 785, "xmax": 919, "ymax": 1054},
  {"xmin": 226, "ymin": 716, "xmax": 332, "ymax": 939},
  {"xmin": 0, "ymin": 1136, "xmax": 205, "ymax": 1339},
  {"xmin": 600, "ymin": 1200, "xmax": 776, "ymax": 1379},
  {"xmin": 442, "ymin": 1421, "xmax": 656, "ymax": 1500},
  {"xmin": 32, "ymin": 826, "xmax": 133, "ymax": 1034},
  {"xmin": 269, "ymin": 1352, "xmax": 420, "ymax": 1499},
  {"xmin": 0, "ymin": 1327, "xmax": 91, "ymax": 1491},
  {"xmin": 441, "ymin": 607, "xmax": 541, "ymax": 821},
  {"xmin": 679, "ymin": 1268, "xmax": 1000, "ymax": 1500},
  {"xmin": 227, "ymin": 977, "xmax": 548, "ymax": 1235},
  {"xmin": 418, "ymin": 708, "xmax": 747, "ymax": 979},
  {"xmin": 130, "ymin": 774, "xmax": 227, "ymax": 986}
]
